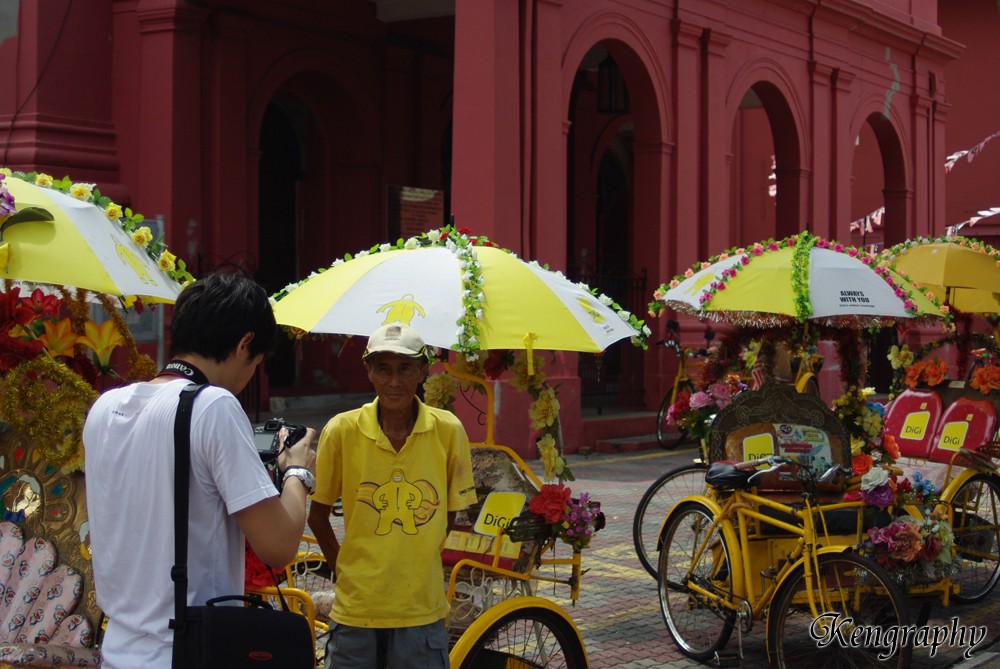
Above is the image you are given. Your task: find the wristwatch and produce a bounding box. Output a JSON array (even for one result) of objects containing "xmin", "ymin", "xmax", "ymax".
[{"xmin": 282, "ymin": 466, "xmax": 316, "ymax": 495}]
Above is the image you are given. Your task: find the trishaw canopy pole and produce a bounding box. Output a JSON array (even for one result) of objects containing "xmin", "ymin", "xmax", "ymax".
[{"xmin": 442, "ymin": 359, "xmax": 496, "ymax": 445}]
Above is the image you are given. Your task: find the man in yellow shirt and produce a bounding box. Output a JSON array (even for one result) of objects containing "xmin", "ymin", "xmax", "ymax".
[{"xmin": 309, "ymin": 323, "xmax": 477, "ymax": 668}]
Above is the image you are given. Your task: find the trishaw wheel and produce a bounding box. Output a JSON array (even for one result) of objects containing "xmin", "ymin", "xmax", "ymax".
[
  {"xmin": 657, "ymin": 501, "xmax": 735, "ymax": 661},
  {"xmin": 657, "ymin": 381, "xmax": 696, "ymax": 450},
  {"xmin": 451, "ymin": 599, "xmax": 587, "ymax": 668},
  {"xmin": 950, "ymin": 473, "xmax": 1000, "ymax": 603},
  {"xmin": 633, "ymin": 463, "xmax": 708, "ymax": 579},
  {"xmin": 767, "ymin": 551, "xmax": 912, "ymax": 669}
]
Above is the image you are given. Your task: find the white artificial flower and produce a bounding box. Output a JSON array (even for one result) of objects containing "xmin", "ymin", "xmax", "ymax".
[
  {"xmin": 475, "ymin": 309, "xmax": 483, "ymax": 318},
  {"xmin": 268, "ymin": 296, "xmax": 277, "ymax": 306},
  {"xmin": 642, "ymin": 325, "xmax": 652, "ymax": 336},
  {"xmin": 308, "ymin": 270, "xmax": 321, "ymax": 279},
  {"xmin": 356, "ymin": 250, "xmax": 369, "ymax": 257},
  {"xmin": 598, "ymin": 294, "xmax": 613, "ymax": 306},
  {"xmin": 427, "ymin": 229, "xmax": 442, "ymax": 242},
  {"xmin": 477, "ymin": 292, "xmax": 485, "ymax": 302},
  {"xmin": 529, "ymin": 260, "xmax": 541, "ymax": 269},
  {"xmin": 379, "ymin": 243, "xmax": 392, "ymax": 253},
  {"xmin": 331, "ymin": 258, "xmax": 344, "ymax": 267},
  {"xmin": 860, "ymin": 467, "xmax": 889, "ymax": 491},
  {"xmin": 554, "ymin": 270, "xmax": 565, "ymax": 279},
  {"xmin": 404, "ymin": 237, "xmax": 419, "ymax": 250},
  {"xmin": 284, "ymin": 282, "xmax": 299, "ymax": 295},
  {"xmin": 445, "ymin": 240, "xmax": 457, "ymax": 251},
  {"xmin": 618, "ymin": 310, "xmax": 632, "ymax": 321},
  {"xmin": 463, "ymin": 271, "xmax": 474, "ymax": 282}
]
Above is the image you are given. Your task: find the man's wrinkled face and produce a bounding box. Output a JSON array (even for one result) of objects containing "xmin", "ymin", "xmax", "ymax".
[{"xmin": 365, "ymin": 353, "xmax": 428, "ymax": 411}]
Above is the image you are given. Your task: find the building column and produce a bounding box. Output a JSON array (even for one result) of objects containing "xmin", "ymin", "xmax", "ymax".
[
  {"xmin": 452, "ymin": 0, "xmax": 522, "ymax": 246},
  {"xmin": 135, "ymin": 0, "xmax": 208, "ymax": 258},
  {"xmin": 672, "ymin": 20, "xmax": 702, "ymax": 266},
  {"xmin": 830, "ymin": 67, "xmax": 855, "ymax": 241},
  {"xmin": 702, "ymin": 29, "xmax": 731, "ymax": 252},
  {"xmin": 910, "ymin": 94, "xmax": 934, "ymax": 237},
  {"xmin": 809, "ymin": 61, "xmax": 835, "ymax": 239},
  {"xmin": 3, "ymin": 0, "xmax": 118, "ymax": 179}
]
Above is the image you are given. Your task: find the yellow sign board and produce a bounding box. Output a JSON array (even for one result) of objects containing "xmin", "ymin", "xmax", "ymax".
[
  {"xmin": 474, "ymin": 492, "xmax": 526, "ymax": 536},
  {"xmin": 742, "ymin": 433, "xmax": 775, "ymax": 468},
  {"xmin": 936, "ymin": 421, "xmax": 969, "ymax": 452},
  {"xmin": 899, "ymin": 411, "xmax": 930, "ymax": 440}
]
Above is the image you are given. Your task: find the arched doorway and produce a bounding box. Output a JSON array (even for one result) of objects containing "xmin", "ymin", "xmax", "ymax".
[{"xmin": 258, "ymin": 95, "xmax": 307, "ymax": 388}]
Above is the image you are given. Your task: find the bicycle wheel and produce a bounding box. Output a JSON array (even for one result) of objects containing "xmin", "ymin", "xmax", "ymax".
[
  {"xmin": 452, "ymin": 600, "xmax": 587, "ymax": 668},
  {"xmin": 950, "ymin": 473, "xmax": 1000, "ymax": 603},
  {"xmin": 657, "ymin": 381, "xmax": 695, "ymax": 450},
  {"xmin": 767, "ymin": 551, "xmax": 912, "ymax": 669},
  {"xmin": 633, "ymin": 463, "xmax": 709, "ymax": 578},
  {"xmin": 658, "ymin": 501, "xmax": 735, "ymax": 661}
]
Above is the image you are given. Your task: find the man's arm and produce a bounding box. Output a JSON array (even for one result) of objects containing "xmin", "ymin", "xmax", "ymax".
[
  {"xmin": 234, "ymin": 428, "xmax": 317, "ymax": 569},
  {"xmin": 308, "ymin": 502, "xmax": 341, "ymax": 577}
]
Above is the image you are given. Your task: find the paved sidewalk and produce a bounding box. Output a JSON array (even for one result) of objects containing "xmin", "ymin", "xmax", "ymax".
[{"xmin": 532, "ymin": 448, "xmax": 1000, "ymax": 668}]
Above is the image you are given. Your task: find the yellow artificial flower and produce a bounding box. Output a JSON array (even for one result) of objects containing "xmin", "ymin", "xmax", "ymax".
[
  {"xmin": 529, "ymin": 387, "xmax": 560, "ymax": 429},
  {"xmin": 887, "ymin": 344, "xmax": 914, "ymax": 370},
  {"xmin": 34, "ymin": 173, "xmax": 53, "ymax": 187},
  {"xmin": 69, "ymin": 182, "xmax": 94, "ymax": 200},
  {"xmin": 450, "ymin": 354, "xmax": 486, "ymax": 390},
  {"xmin": 78, "ymin": 320, "xmax": 124, "ymax": 368},
  {"xmin": 850, "ymin": 436, "xmax": 866, "ymax": 455},
  {"xmin": 157, "ymin": 250, "xmax": 177, "ymax": 272},
  {"xmin": 0, "ymin": 168, "xmax": 11, "ymax": 177},
  {"xmin": 105, "ymin": 202, "xmax": 123, "ymax": 221},
  {"xmin": 510, "ymin": 354, "xmax": 545, "ymax": 392},
  {"xmin": 537, "ymin": 433, "xmax": 565, "ymax": 482},
  {"xmin": 422, "ymin": 372, "xmax": 457, "ymax": 411},
  {"xmin": 131, "ymin": 226, "xmax": 153, "ymax": 247},
  {"xmin": 40, "ymin": 318, "xmax": 79, "ymax": 358}
]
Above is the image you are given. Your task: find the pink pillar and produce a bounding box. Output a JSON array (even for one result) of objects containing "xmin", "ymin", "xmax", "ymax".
[
  {"xmin": 672, "ymin": 21, "xmax": 702, "ymax": 267},
  {"xmin": 452, "ymin": 0, "xmax": 522, "ymax": 247},
  {"xmin": 703, "ymin": 30, "xmax": 732, "ymax": 252},
  {"xmin": 809, "ymin": 61, "xmax": 835, "ymax": 238},
  {"xmin": 135, "ymin": 0, "xmax": 207, "ymax": 255},
  {"xmin": 831, "ymin": 69, "xmax": 855, "ymax": 241}
]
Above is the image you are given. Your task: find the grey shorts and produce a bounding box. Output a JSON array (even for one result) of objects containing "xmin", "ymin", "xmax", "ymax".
[{"xmin": 324, "ymin": 619, "xmax": 449, "ymax": 669}]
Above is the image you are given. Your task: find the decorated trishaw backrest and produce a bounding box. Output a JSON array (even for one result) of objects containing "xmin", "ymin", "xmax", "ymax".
[
  {"xmin": 0, "ymin": 430, "xmax": 102, "ymax": 667},
  {"xmin": 707, "ymin": 381, "xmax": 851, "ymax": 492},
  {"xmin": 443, "ymin": 445, "xmax": 542, "ymax": 574}
]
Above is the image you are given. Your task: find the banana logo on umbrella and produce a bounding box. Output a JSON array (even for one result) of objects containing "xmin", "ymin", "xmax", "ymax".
[
  {"xmin": 576, "ymin": 296, "xmax": 606, "ymax": 323},
  {"xmin": 377, "ymin": 294, "xmax": 426, "ymax": 325},
  {"xmin": 113, "ymin": 236, "xmax": 157, "ymax": 286}
]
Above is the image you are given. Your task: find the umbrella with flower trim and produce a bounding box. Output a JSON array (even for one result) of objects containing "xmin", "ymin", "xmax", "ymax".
[
  {"xmin": 884, "ymin": 235, "xmax": 1000, "ymax": 314},
  {"xmin": 272, "ymin": 226, "xmax": 649, "ymax": 359},
  {"xmin": 650, "ymin": 231, "xmax": 945, "ymax": 328},
  {"xmin": 0, "ymin": 171, "xmax": 192, "ymax": 303}
]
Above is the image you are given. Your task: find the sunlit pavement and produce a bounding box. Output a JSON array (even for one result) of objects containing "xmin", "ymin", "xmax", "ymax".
[{"xmin": 526, "ymin": 447, "xmax": 1000, "ymax": 669}]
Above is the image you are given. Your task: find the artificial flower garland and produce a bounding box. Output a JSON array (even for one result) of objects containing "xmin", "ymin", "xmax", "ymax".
[
  {"xmin": 648, "ymin": 231, "xmax": 946, "ymax": 328},
  {"xmin": 0, "ymin": 169, "xmax": 195, "ymax": 287},
  {"xmin": 883, "ymin": 234, "xmax": 1000, "ymax": 268},
  {"xmin": 888, "ymin": 331, "xmax": 1000, "ymax": 397},
  {"xmin": 273, "ymin": 225, "xmax": 650, "ymax": 360}
]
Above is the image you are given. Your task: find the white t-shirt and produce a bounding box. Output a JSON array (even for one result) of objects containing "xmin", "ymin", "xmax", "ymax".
[{"xmin": 83, "ymin": 379, "xmax": 277, "ymax": 669}]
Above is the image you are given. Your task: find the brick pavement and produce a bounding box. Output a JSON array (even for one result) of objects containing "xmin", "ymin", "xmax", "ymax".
[{"xmin": 536, "ymin": 447, "xmax": 1000, "ymax": 668}]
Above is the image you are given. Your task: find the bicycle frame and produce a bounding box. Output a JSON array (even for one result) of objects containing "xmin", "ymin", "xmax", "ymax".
[{"xmin": 669, "ymin": 485, "xmax": 867, "ymax": 634}]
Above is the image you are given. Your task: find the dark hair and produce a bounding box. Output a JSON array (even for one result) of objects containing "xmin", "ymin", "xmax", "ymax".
[{"xmin": 169, "ymin": 272, "xmax": 277, "ymax": 362}]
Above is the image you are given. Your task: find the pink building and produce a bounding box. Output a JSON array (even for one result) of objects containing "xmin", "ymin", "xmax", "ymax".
[{"xmin": 3, "ymin": 0, "xmax": 991, "ymax": 457}]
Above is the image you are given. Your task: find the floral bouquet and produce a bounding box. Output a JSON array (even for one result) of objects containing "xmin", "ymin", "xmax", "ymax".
[
  {"xmin": 527, "ymin": 483, "xmax": 605, "ymax": 552},
  {"xmin": 903, "ymin": 357, "xmax": 949, "ymax": 389},
  {"xmin": 865, "ymin": 511, "xmax": 957, "ymax": 585},
  {"xmin": 970, "ymin": 361, "xmax": 1000, "ymax": 395},
  {"xmin": 665, "ymin": 373, "xmax": 746, "ymax": 443}
]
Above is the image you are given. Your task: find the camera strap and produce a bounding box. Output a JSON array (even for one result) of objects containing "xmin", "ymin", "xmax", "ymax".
[{"xmin": 158, "ymin": 359, "xmax": 210, "ymax": 386}]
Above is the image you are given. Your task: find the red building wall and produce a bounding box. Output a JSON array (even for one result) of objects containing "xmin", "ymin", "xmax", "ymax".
[{"xmin": 0, "ymin": 0, "xmax": 968, "ymax": 457}]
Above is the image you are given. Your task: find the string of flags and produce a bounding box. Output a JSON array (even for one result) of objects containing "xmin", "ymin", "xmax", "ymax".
[
  {"xmin": 945, "ymin": 130, "xmax": 1000, "ymax": 173},
  {"xmin": 946, "ymin": 206, "xmax": 1000, "ymax": 236}
]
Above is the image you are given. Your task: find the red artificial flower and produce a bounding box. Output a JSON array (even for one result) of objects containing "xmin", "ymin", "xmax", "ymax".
[
  {"xmin": 458, "ymin": 226, "xmax": 472, "ymax": 235},
  {"xmin": 0, "ymin": 287, "xmax": 36, "ymax": 332},
  {"xmin": 20, "ymin": 289, "xmax": 60, "ymax": 319},
  {"xmin": 483, "ymin": 350, "xmax": 512, "ymax": 380},
  {"xmin": 529, "ymin": 484, "xmax": 572, "ymax": 523}
]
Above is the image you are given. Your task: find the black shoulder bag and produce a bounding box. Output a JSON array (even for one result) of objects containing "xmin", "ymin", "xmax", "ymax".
[{"xmin": 169, "ymin": 384, "xmax": 314, "ymax": 668}]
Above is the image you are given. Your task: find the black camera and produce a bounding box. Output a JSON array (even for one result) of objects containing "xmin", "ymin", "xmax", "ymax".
[{"xmin": 253, "ymin": 419, "xmax": 307, "ymax": 463}]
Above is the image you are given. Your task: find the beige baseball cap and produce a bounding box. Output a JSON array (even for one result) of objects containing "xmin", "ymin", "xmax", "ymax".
[{"xmin": 363, "ymin": 323, "xmax": 428, "ymax": 360}]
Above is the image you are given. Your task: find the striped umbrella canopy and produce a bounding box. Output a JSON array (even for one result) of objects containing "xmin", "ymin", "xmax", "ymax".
[
  {"xmin": 0, "ymin": 174, "xmax": 185, "ymax": 303},
  {"xmin": 272, "ymin": 229, "xmax": 648, "ymax": 358},
  {"xmin": 651, "ymin": 232, "xmax": 945, "ymax": 328}
]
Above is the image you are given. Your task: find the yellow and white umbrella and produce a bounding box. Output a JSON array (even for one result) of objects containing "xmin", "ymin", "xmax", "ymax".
[
  {"xmin": 272, "ymin": 229, "xmax": 648, "ymax": 358},
  {"xmin": 0, "ymin": 174, "xmax": 185, "ymax": 303},
  {"xmin": 651, "ymin": 231, "xmax": 944, "ymax": 327}
]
